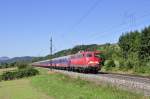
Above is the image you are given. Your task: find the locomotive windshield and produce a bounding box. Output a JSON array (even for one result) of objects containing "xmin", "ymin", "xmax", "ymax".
[{"xmin": 86, "ymin": 53, "xmax": 92, "ymax": 57}]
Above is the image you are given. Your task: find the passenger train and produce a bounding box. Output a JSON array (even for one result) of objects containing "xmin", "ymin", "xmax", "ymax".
[{"xmin": 32, "ymin": 51, "xmax": 104, "ymax": 73}]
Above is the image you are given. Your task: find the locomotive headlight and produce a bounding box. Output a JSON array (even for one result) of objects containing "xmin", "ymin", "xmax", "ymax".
[{"xmin": 88, "ymin": 61, "xmax": 99, "ymax": 64}]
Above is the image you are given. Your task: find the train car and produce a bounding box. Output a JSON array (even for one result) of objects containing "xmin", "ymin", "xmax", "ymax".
[{"xmin": 32, "ymin": 51, "xmax": 104, "ymax": 73}]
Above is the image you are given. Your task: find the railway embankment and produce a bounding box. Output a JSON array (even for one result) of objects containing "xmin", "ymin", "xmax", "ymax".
[{"xmin": 52, "ymin": 69, "xmax": 150, "ymax": 96}]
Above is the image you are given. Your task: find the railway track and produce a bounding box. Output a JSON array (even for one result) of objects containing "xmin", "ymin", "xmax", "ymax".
[
  {"xmin": 51, "ymin": 69, "xmax": 150, "ymax": 96},
  {"xmin": 99, "ymin": 72, "xmax": 150, "ymax": 79},
  {"xmin": 98, "ymin": 72, "xmax": 150, "ymax": 84}
]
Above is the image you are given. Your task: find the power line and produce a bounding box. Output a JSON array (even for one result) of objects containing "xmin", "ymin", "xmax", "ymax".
[
  {"xmin": 60, "ymin": 0, "xmax": 103, "ymax": 47},
  {"xmin": 87, "ymin": 11, "xmax": 150, "ymax": 43},
  {"xmin": 69, "ymin": 0, "xmax": 103, "ymax": 32}
]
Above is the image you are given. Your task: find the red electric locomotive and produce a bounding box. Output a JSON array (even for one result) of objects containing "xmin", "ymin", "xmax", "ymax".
[{"xmin": 32, "ymin": 51, "xmax": 104, "ymax": 73}]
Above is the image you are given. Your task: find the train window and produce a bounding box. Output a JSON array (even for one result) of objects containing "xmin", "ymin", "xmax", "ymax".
[{"xmin": 86, "ymin": 53, "xmax": 92, "ymax": 57}]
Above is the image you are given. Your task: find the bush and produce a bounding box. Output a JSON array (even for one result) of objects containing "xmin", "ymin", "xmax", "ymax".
[
  {"xmin": 15, "ymin": 68, "xmax": 39, "ymax": 78},
  {"xmin": 16, "ymin": 62, "xmax": 28, "ymax": 70},
  {"xmin": 124, "ymin": 60, "xmax": 134, "ymax": 70},
  {"xmin": 146, "ymin": 61, "xmax": 150, "ymax": 67},
  {"xmin": 2, "ymin": 71, "xmax": 16, "ymax": 80},
  {"xmin": 145, "ymin": 65, "xmax": 150, "ymax": 74},
  {"xmin": 1, "ymin": 67, "xmax": 39, "ymax": 81},
  {"xmin": 104, "ymin": 60, "xmax": 115, "ymax": 70},
  {"xmin": 118, "ymin": 60, "xmax": 125, "ymax": 70},
  {"xmin": 114, "ymin": 60, "xmax": 120, "ymax": 67},
  {"xmin": 134, "ymin": 66, "xmax": 146, "ymax": 73},
  {"xmin": 0, "ymin": 75, "xmax": 2, "ymax": 82},
  {"xmin": 105, "ymin": 60, "xmax": 115, "ymax": 67},
  {"xmin": 117, "ymin": 58, "xmax": 140, "ymax": 71}
]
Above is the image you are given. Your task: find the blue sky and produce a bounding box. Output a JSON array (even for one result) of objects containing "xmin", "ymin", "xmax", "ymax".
[{"xmin": 0, "ymin": 0, "xmax": 150, "ymax": 57}]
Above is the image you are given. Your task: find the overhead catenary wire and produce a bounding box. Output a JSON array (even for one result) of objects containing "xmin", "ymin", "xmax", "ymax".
[
  {"xmin": 58, "ymin": 0, "xmax": 103, "ymax": 47},
  {"xmin": 86, "ymin": 11, "xmax": 150, "ymax": 43},
  {"xmin": 70, "ymin": 0, "xmax": 103, "ymax": 32},
  {"xmin": 33, "ymin": 1, "xmax": 103, "ymax": 59},
  {"xmin": 49, "ymin": 1, "xmax": 150, "ymax": 54}
]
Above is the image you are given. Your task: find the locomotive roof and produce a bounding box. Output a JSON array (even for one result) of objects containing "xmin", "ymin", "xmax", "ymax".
[
  {"xmin": 53, "ymin": 55, "xmax": 71, "ymax": 60},
  {"xmin": 33, "ymin": 55, "xmax": 71, "ymax": 64},
  {"xmin": 77, "ymin": 51, "xmax": 101, "ymax": 54}
]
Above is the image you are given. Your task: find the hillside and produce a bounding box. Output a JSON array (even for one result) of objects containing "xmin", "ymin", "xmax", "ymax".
[
  {"xmin": 0, "ymin": 57, "xmax": 10, "ymax": 62},
  {"xmin": 0, "ymin": 56, "xmax": 33, "ymax": 63},
  {"xmin": 32, "ymin": 43, "xmax": 113, "ymax": 62}
]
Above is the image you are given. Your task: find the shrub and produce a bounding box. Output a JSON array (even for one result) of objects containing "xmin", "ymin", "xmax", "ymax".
[
  {"xmin": 25, "ymin": 68, "xmax": 39, "ymax": 77},
  {"xmin": 146, "ymin": 61, "xmax": 150, "ymax": 67},
  {"xmin": 1, "ymin": 68, "xmax": 39, "ymax": 81},
  {"xmin": 15, "ymin": 68, "xmax": 39, "ymax": 78},
  {"xmin": 118, "ymin": 60, "xmax": 125, "ymax": 70},
  {"xmin": 104, "ymin": 60, "xmax": 115, "ymax": 70},
  {"xmin": 134, "ymin": 66, "xmax": 146, "ymax": 73},
  {"xmin": 118, "ymin": 58, "xmax": 140, "ymax": 71},
  {"xmin": 105, "ymin": 60, "xmax": 115, "ymax": 67},
  {"xmin": 16, "ymin": 62, "xmax": 28, "ymax": 70},
  {"xmin": 124, "ymin": 60, "xmax": 134, "ymax": 70},
  {"xmin": 0, "ymin": 75, "xmax": 2, "ymax": 82},
  {"xmin": 2, "ymin": 71, "xmax": 16, "ymax": 80},
  {"xmin": 114, "ymin": 60, "xmax": 120, "ymax": 67}
]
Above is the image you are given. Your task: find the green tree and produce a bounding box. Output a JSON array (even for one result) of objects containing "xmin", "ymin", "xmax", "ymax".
[
  {"xmin": 118, "ymin": 31, "xmax": 141, "ymax": 58},
  {"xmin": 139, "ymin": 26, "xmax": 150, "ymax": 61}
]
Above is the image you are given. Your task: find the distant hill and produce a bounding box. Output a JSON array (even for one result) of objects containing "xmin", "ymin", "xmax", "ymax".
[
  {"xmin": 0, "ymin": 56, "xmax": 33, "ymax": 63},
  {"xmin": 0, "ymin": 56, "xmax": 10, "ymax": 61}
]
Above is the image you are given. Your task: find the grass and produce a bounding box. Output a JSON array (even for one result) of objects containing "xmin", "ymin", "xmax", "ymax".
[
  {"xmin": 35, "ymin": 67, "xmax": 49, "ymax": 75},
  {"xmin": 0, "ymin": 67, "xmax": 149, "ymax": 99},
  {"xmin": 0, "ymin": 78, "xmax": 52, "ymax": 99},
  {"xmin": 31, "ymin": 69, "xmax": 149, "ymax": 99}
]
